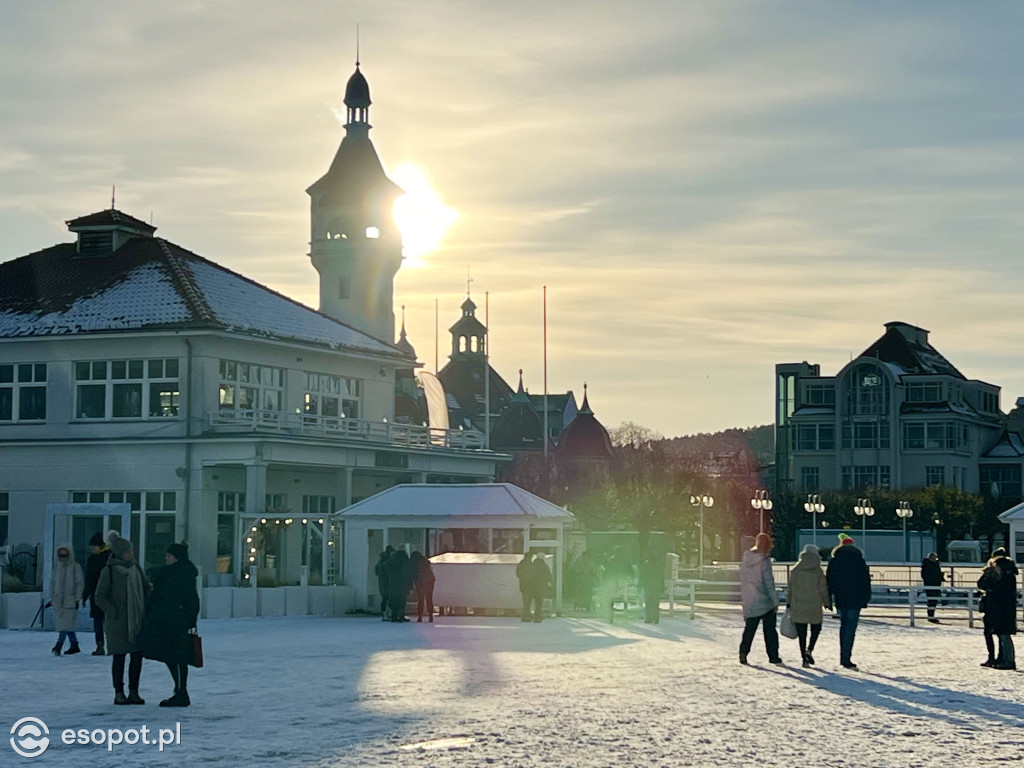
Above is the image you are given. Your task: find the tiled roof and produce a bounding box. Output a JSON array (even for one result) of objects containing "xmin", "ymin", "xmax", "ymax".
[
  {"xmin": 858, "ymin": 325, "xmax": 964, "ymax": 378},
  {"xmin": 0, "ymin": 234, "xmax": 405, "ymax": 358},
  {"xmin": 67, "ymin": 209, "xmax": 155, "ymax": 233}
]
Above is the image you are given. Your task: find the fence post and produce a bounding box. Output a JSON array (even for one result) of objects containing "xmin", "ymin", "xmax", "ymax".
[
  {"xmin": 908, "ymin": 586, "xmax": 916, "ymax": 627},
  {"xmin": 689, "ymin": 581, "xmax": 696, "ymax": 620},
  {"xmin": 668, "ymin": 580, "xmax": 675, "ymax": 614},
  {"xmin": 967, "ymin": 588, "xmax": 974, "ymax": 629}
]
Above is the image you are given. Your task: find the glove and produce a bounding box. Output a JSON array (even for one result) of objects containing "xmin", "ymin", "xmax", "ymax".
[{"xmin": 44, "ymin": 601, "xmax": 52, "ymax": 608}]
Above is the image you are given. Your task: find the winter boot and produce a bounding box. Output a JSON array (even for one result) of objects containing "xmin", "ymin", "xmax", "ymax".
[
  {"xmin": 159, "ymin": 689, "xmax": 190, "ymax": 707},
  {"xmin": 739, "ymin": 652, "xmax": 748, "ymax": 665},
  {"xmin": 51, "ymin": 643, "xmax": 62, "ymax": 656},
  {"xmin": 92, "ymin": 645, "xmax": 105, "ymax": 656},
  {"xmin": 114, "ymin": 691, "xmax": 129, "ymax": 705},
  {"xmin": 127, "ymin": 690, "xmax": 145, "ymax": 705},
  {"xmin": 65, "ymin": 642, "xmax": 81, "ymax": 655}
]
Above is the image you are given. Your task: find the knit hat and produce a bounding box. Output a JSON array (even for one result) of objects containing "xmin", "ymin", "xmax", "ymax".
[
  {"xmin": 166, "ymin": 542, "xmax": 189, "ymax": 562},
  {"xmin": 108, "ymin": 531, "xmax": 133, "ymax": 558},
  {"xmin": 89, "ymin": 531, "xmax": 105, "ymax": 547},
  {"xmin": 801, "ymin": 544, "xmax": 820, "ymax": 556},
  {"xmin": 838, "ymin": 533, "xmax": 854, "ymax": 546}
]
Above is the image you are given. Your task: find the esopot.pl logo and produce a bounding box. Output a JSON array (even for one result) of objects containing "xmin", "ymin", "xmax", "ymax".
[{"xmin": 10, "ymin": 717, "xmax": 50, "ymax": 758}]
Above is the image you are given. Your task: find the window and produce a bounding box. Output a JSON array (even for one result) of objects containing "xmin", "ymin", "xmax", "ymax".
[
  {"xmin": 218, "ymin": 361, "xmax": 283, "ymax": 412},
  {"xmin": 74, "ymin": 358, "xmax": 179, "ymax": 420},
  {"xmin": 845, "ymin": 364, "xmax": 889, "ymax": 416},
  {"xmin": 842, "ymin": 422, "xmax": 890, "ymax": 449},
  {"xmin": 69, "ymin": 490, "xmax": 176, "ymax": 574},
  {"xmin": 980, "ymin": 390, "xmax": 999, "ymax": 414},
  {"xmin": 926, "ymin": 466, "xmax": 946, "ymax": 487},
  {"xmin": 793, "ymin": 424, "xmax": 835, "ymax": 451},
  {"xmin": 0, "ymin": 363, "xmax": 47, "ymax": 422},
  {"xmin": 302, "ymin": 496, "xmax": 335, "ymax": 517},
  {"xmin": 906, "ymin": 383, "xmax": 943, "ymax": 403},
  {"xmin": 841, "ymin": 465, "xmax": 891, "ymax": 491},
  {"xmin": 980, "ymin": 466, "xmax": 1022, "ymax": 499},
  {"xmin": 0, "ymin": 492, "xmax": 8, "ymax": 547},
  {"xmin": 800, "ymin": 467, "xmax": 820, "ymax": 492},
  {"xmin": 804, "ymin": 384, "xmax": 835, "ymax": 407},
  {"xmin": 303, "ymin": 372, "xmax": 361, "ymax": 420}
]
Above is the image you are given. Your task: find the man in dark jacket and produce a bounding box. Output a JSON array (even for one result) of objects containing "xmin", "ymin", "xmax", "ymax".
[
  {"xmin": 516, "ymin": 552, "xmax": 535, "ymax": 621},
  {"xmin": 82, "ymin": 531, "xmax": 110, "ymax": 655},
  {"xmin": 826, "ymin": 533, "xmax": 871, "ymax": 670},
  {"xmin": 920, "ymin": 552, "xmax": 944, "ymax": 623},
  {"xmin": 639, "ymin": 555, "xmax": 664, "ymax": 624},
  {"xmin": 386, "ymin": 549, "xmax": 412, "ymax": 622},
  {"xmin": 142, "ymin": 542, "xmax": 200, "ymax": 707},
  {"xmin": 526, "ymin": 554, "xmax": 553, "ymax": 623},
  {"xmin": 375, "ymin": 546, "xmax": 394, "ymax": 621}
]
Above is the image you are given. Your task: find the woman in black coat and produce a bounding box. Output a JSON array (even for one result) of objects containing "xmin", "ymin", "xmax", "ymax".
[
  {"xmin": 143, "ymin": 542, "xmax": 200, "ymax": 706},
  {"xmin": 978, "ymin": 548, "xmax": 1018, "ymax": 670}
]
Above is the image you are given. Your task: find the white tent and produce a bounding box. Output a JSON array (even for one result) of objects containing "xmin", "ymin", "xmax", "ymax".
[
  {"xmin": 337, "ymin": 483, "xmax": 574, "ymax": 612},
  {"xmin": 998, "ymin": 501, "xmax": 1024, "ymax": 564}
]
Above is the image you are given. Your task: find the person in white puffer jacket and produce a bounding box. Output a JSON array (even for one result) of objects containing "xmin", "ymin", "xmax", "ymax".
[{"xmin": 738, "ymin": 533, "xmax": 781, "ymax": 665}]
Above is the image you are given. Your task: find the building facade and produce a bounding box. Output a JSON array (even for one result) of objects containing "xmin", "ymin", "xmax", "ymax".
[{"xmin": 775, "ymin": 321, "xmax": 1005, "ymax": 494}]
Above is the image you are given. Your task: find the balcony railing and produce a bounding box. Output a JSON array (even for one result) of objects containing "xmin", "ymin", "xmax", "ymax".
[{"xmin": 208, "ymin": 409, "xmax": 486, "ymax": 450}]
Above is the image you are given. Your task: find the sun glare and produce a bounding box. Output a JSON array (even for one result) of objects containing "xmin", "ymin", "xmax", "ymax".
[{"xmin": 392, "ymin": 164, "xmax": 458, "ymax": 265}]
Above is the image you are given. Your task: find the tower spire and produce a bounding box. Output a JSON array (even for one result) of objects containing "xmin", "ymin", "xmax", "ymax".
[{"xmin": 356, "ymin": 24, "xmax": 360, "ymax": 67}]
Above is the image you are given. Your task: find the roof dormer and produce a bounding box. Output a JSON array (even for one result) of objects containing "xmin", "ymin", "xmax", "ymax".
[{"xmin": 66, "ymin": 209, "xmax": 156, "ymax": 258}]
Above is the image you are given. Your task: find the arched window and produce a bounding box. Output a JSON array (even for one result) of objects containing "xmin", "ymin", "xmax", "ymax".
[{"xmin": 844, "ymin": 363, "xmax": 889, "ymax": 416}]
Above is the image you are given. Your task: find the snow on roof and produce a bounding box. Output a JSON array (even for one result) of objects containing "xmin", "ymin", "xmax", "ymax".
[
  {"xmin": 998, "ymin": 500, "xmax": 1024, "ymax": 522},
  {"xmin": 983, "ymin": 431, "xmax": 1024, "ymax": 458},
  {"xmin": 340, "ymin": 483, "xmax": 573, "ymax": 521}
]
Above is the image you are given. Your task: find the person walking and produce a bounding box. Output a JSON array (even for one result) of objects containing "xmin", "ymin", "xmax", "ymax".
[
  {"xmin": 94, "ymin": 532, "xmax": 151, "ymax": 705},
  {"xmin": 739, "ymin": 533, "xmax": 782, "ymax": 665},
  {"xmin": 788, "ymin": 543, "xmax": 831, "ymax": 667},
  {"xmin": 410, "ymin": 551, "xmax": 435, "ymax": 623},
  {"xmin": 50, "ymin": 544, "xmax": 84, "ymax": 656},
  {"xmin": 375, "ymin": 546, "xmax": 394, "ymax": 621},
  {"xmin": 921, "ymin": 552, "xmax": 944, "ymax": 624},
  {"xmin": 826, "ymin": 533, "xmax": 871, "ymax": 670},
  {"xmin": 142, "ymin": 542, "xmax": 201, "ymax": 707},
  {"xmin": 978, "ymin": 547, "xmax": 1018, "ymax": 670},
  {"xmin": 639, "ymin": 555, "xmax": 664, "ymax": 624},
  {"xmin": 573, "ymin": 551, "xmax": 601, "ymax": 612},
  {"xmin": 516, "ymin": 551, "xmax": 535, "ymax": 621},
  {"xmin": 82, "ymin": 531, "xmax": 110, "ymax": 655},
  {"xmin": 386, "ymin": 548, "xmax": 412, "ymax": 622},
  {"xmin": 526, "ymin": 552, "xmax": 553, "ymax": 623}
]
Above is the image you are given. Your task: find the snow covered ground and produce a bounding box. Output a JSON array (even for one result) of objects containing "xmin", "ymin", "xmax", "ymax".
[{"xmin": 5, "ymin": 607, "xmax": 1022, "ymax": 767}]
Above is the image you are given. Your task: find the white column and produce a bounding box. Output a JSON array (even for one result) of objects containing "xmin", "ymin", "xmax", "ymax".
[{"xmin": 245, "ymin": 463, "xmax": 268, "ymax": 515}]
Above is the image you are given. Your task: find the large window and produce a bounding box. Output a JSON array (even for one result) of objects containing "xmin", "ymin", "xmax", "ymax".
[
  {"xmin": 906, "ymin": 382, "xmax": 943, "ymax": 403},
  {"xmin": 926, "ymin": 466, "xmax": 946, "ymax": 487},
  {"xmin": 70, "ymin": 490, "xmax": 176, "ymax": 574},
  {"xmin": 793, "ymin": 423, "xmax": 835, "ymax": 451},
  {"xmin": 981, "ymin": 466, "xmax": 1022, "ymax": 499},
  {"xmin": 841, "ymin": 465, "xmax": 891, "ymax": 491},
  {"xmin": 800, "ymin": 467, "xmax": 820, "ymax": 492},
  {"xmin": 980, "ymin": 390, "xmax": 999, "ymax": 414},
  {"xmin": 0, "ymin": 363, "xmax": 47, "ymax": 422},
  {"xmin": 74, "ymin": 358, "xmax": 179, "ymax": 420},
  {"xmin": 303, "ymin": 372, "xmax": 361, "ymax": 420},
  {"xmin": 218, "ymin": 361, "xmax": 283, "ymax": 412},
  {"xmin": 842, "ymin": 422, "xmax": 890, "ymax": 449},
  {"xmin": 845, "ymin": 364, "xmax": 889, "ymax": 416},
  {"xmin": 804, "ymin": 384, "xmax": 835, "ymax": 407},
  {"xmin": 902, "ymin": 422, "xmax": 966, "ymax": 451}
]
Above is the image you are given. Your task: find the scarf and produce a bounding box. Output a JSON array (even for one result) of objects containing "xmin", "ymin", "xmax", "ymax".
[{"xmin": 111, "ymin": 558, "xmax": 146, "ymax": 643}]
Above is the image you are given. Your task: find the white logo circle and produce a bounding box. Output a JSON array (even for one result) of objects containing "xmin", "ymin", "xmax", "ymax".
[{"xmin": 10, "ymin": 718, "xmax": 50, "ymax": 758}]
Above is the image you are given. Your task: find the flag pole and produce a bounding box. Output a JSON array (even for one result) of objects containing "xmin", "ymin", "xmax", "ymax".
[
  {"xmin": 485, "ymin": 291, "xmax": 490, "ymax": 450},
  {"xmin": 543, "ymin": 285, "xmax": 548, "ymax": 458}
]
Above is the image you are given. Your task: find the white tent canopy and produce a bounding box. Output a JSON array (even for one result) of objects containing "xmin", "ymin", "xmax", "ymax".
[
  {"xmin": 338, "ymin": 483, "xmax": 574, "ymax": 612},
  {"xmin": 998, "ymin": 501, "xmax": 1024, "ymax": 564}
]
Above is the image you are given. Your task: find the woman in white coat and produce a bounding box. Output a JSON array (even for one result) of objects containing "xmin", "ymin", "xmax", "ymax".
[
  {"xmin": 50, "ymin": 544, "xmax": 84, "ymax": 655},
  {"xmin": 739, "ymin": 533, "xmax": 782, "ymax": 665},
  {"xmin": 787, "ymin": 544, "xmax": 832, "ymax": 667}
]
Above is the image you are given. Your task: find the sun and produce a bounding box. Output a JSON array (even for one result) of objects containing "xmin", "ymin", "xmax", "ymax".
[{"xmin": 391, "ymin": 164, "xmax": 459, "ymax": 265}]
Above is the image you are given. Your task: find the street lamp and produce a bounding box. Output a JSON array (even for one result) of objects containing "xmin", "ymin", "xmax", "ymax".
[
  {"xmin": 690, "ymin": 494, "xmax": 714, "ymax": 570},
  {"xmin": 896, "ymin": 500, "xmax": 914, "ymax": 563},
  {"xmin": 804, "ymin": 494, "xmax": 825, "ymax": 549},
  {"xmin": 750, "ymin": 489, "xmax": 773, "ymax": 533},
  {"xmin": 853, "ymin": 498, "xmax": 875, "ymax": 557}
]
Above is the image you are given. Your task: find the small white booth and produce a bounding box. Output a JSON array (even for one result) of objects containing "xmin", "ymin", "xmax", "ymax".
[
  {"xmin": 998, "ymin": 501, "xmax": 1024, "ymax": 565},
  {"xmin": 337, "ymin": 483, "xmax": 574, "ymax": 613}
]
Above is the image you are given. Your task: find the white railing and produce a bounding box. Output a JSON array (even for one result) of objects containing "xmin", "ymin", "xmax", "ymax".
[{"xmin": 207, "ymin": 409, "xmax": 486, "ymax": 450}]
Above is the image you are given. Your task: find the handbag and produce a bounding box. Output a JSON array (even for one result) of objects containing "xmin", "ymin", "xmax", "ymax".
[
  {"xmin": 187, "ymin": 628, "xmax": 204, "ymax": 668},
  {"xmin": 780, "ymin": 607, "xmax": 798, "ymax": 639}
]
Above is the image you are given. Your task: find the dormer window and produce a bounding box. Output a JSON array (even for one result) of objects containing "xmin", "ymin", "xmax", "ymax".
[{"xmin": 78, "ymin": 231, "xmax": 114, "ymax": 258}]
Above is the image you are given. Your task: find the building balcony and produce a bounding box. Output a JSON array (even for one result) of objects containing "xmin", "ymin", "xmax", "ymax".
[{"xmin": 207, "ymin": 409, "xmax": 486, "ymax": 450}]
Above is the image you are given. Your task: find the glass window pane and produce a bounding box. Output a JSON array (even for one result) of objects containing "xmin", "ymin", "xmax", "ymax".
[
  {"xmin": 34, "ymin": 364, "xmax": 46, "ymax": 382},
  {"xmin": 128, "ymin": 360, "xmax": 144, "ymax": 379},
  {"xmin": 145, "ymin": 492, "xmax": 160, "ymax": 510},
  {"xmin": 112, "ymin": 383, "xmax": 142, "ymax": 418},
  {"xmin": 238, "ymin": 387, "xmax": 255, "ymax": 409},
  {"xmin": 149, "ymin": 383, "xmax": 180, "ymax": 417},
  {"xmin": 17, "ymin": 364, "xmax": 32, "ymax": 383},
  {"xmin": 19, "ymin": 387, "xmax": 46, "ymax": 420},
  {"xmin": 145, "ymin": 515, "xmax": 177, "ymax": 574},
  {"xmin": 92, "ymin": 361, "xmax": 107, "ymax": 379},
  {"xmin": 0, "ymin": 365, "xmax": 12, "ymax": 383},
  {"xmin": 126, "ymin": 492, "xmax": 141, "ymax": 510},
  {"xmin": 148, "ymin": 359, "xmax": 163, "ymax": 378},
  {"xmin": 162, "ymin": 492, "xmax": 176, "ymax": 511},
  {"xmin": 112, "ymin": 360, "xmax": 127, "ymax": 379},
  {"xmin": 165, "ymin": 358, "xmax": 179, "ymax": 378},
  {"xmin": 72, "ymin": 492, "xmax": 88, "ymax": 503},
  {"xmin": 89, "ymin": 492, "xmax": 105, "ymax": 503},
  {"xmin": 0, "ymin": 389, "xmax": 11, "ymax": 420},
  {"xmin": 109, "ymin": 492, "xmax": 124, "ymax": 503},
  {"xmin": 238, "ymin": 364, "xmax": 250, "ymax": 383},
  {"xmin": 74, "ymin": 362, "xmax": 89, "ymax": 381},
  {"xmin": 77, "ymin": 385, "xmax": 106, "ymax": 418},
  {"xmin": 219, "ymin": 384, "xmax": 235, "ymax": 409}
]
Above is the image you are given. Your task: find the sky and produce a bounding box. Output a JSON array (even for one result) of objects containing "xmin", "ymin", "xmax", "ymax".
[{"xmin": 1, "ymin": 1, "xmax": 1023, "ymax": 437}]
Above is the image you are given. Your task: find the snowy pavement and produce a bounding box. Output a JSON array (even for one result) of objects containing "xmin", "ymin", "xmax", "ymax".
[{"xmin": 4, "ymin": 609, "xmax": 1022, "ymax": 767}]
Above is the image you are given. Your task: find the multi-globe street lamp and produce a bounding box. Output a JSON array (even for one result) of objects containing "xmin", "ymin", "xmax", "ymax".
[
  {"xmin": 690, "ymin": 494, "xmax": 714, "ymax": 570},
  {"xmin": 750, "ymin": 489, "xmax": 773, "ymax": 533},
  {"xmin": 896, "ymin": 500, "xmax": 914, "ymax": 563},
  {"xmin": 853, "ymin": 498, "xmax": 875, "ymax": 556},
  {"xmin": 804, "ymin": 494, "xmax": 825, "ymax": 549}
]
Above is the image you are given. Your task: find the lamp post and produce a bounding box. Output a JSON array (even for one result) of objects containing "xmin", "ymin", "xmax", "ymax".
[
  {"xmin": 804, "ymin": 494, "xmax": 825, "ymax": 549},
  {"xmin": 750, "ymin": 489, "xmax": 773, "ymax": 533},
  {"xmin": 896, "ymin": 500, "xmax": 914, "ymax": 563},
  {"xmin": 690, "ymin": 494, "xmax": 714, "ymax": 570},
  {"xmin": 853, "ymin": 498, "xmax": 875, "ymax": 557}
]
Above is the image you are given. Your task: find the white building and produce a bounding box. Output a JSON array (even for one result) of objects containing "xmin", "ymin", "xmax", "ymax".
[{"xmin": 0, "ymin": 64, "xmax": 500, "ymax": 590}]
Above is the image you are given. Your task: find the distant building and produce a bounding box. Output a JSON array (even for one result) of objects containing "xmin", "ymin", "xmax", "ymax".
[{"xmin": 775, "ymin": 321, "xmax": 1005, "ymax": 494}]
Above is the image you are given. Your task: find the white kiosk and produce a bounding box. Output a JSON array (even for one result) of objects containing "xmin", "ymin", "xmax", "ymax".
[{"xmin": 998, "ymin": 501, "xmax": 1024, "ymax": 565}]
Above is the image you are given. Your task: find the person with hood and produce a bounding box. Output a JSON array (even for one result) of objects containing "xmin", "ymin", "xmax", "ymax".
[
  {"xmin": 142, "ymin": 542, "xmax": 201, "ymax": 707},
  {"xmin": 788, "ymin": 544, "xmax": 832, "ymax": 667},
  {"xmin": 386, "ymin": 548, "xmax": 412, "ymax": 622},
  {"xmin": 978, "ymin": 547, "xmax": 1018, "ymax": 670},
  {"xmin": 50, "ymin": 544, "xmax": 84, "ymax": 656},
  {"xmin": 921, "ymin": 552, "xmax": 945, "ymax": 624},
  {"xmin": 739, "ymin": 533, "xmax": 782, "ymax": 665},
  {"xmin": 826, "ymin": 532, "xmax": 871, "ymax": 670},
  {"xmin": 374, "ymin": 545, "xmax": 394, "ymax": 621},
  {"xmin": 516, "ymin": 551, "xmax": 535, "ymax": 621},
  {"xmin": 82, "ymin": 531, "xmax": 110, "ymax": 655},
  {"xmin": 639, "ymin": 554, "xmax": 664, "ymax": 624},
  {"xmin": 410, "ymin": 551, "xmax": 435, "ymax": 623},
  {"xmin": 94, "ymin": 531, "xmax": 151, "ymax": 704}
]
